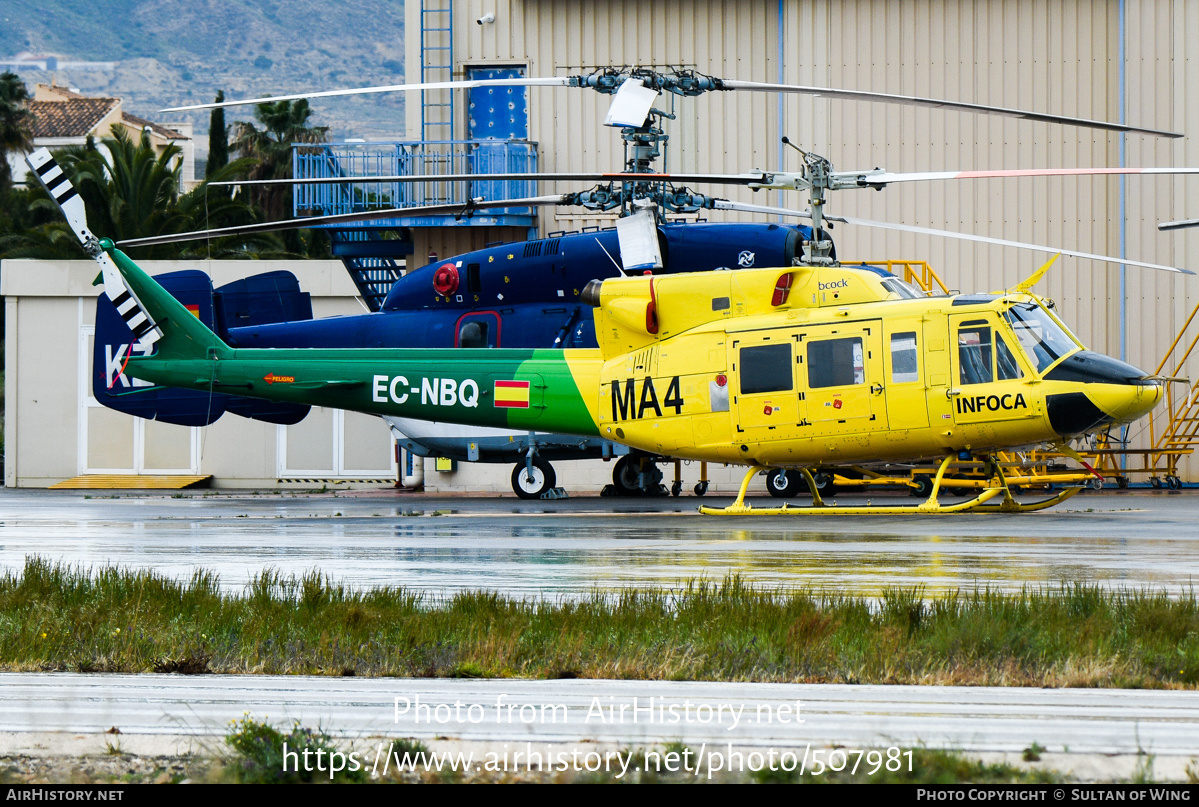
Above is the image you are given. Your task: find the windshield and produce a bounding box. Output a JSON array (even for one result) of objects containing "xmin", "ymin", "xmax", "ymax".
[
  {"xmin": 1002, "ymin": 303, "xmax": 1079, "ymax": 373},
  {"xmin": 880, "ymin": 277, "xmax": 924, "ymax": 299}
]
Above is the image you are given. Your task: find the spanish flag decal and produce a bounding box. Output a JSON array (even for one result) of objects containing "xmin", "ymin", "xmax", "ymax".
[
  {"xmin": 185, "ymin": 304, "xmax": 201, "ymax": 318},
  {"xmin": 494, "ymin": 379, "xmax": 530, "ymax": 408}
]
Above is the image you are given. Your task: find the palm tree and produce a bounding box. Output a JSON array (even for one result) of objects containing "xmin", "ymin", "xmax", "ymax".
[
  {"xmin": 0, "ymin": 127, "xmax": 282, "ymax": 260},
  {"xmin": 0, "ymin": 71, "xmax": 34, "ymax": 193},
  {"xmin": 231, "ymin": 99, "xmax": 329, "ymax": 222}
]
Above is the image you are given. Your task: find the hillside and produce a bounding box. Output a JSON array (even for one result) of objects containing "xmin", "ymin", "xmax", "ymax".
[{"xmin": 1, "ymin": 0, "xmax": 408, "ymax": 151}]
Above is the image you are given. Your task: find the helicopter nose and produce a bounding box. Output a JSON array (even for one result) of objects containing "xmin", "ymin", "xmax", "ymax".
[
  {"xmin": 1043, "ymin": 352, "xmax": 1162, "ymax": 436},
  {"xmin": 1084, "ymin": 376, "xmax": 1162, "ymax": 425}
]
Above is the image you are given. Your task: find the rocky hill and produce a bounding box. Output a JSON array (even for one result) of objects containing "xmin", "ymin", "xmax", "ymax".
[{"xmin": 2, "ymin": 0, "xmax": 408, "ymax": 153}]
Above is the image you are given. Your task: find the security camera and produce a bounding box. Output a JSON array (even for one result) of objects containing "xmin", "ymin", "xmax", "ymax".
[{"xmin": 477, "ymin": 12, "xmax": 495, "ymax": 24}]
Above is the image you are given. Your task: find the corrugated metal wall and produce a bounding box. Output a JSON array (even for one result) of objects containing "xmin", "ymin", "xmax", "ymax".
[{"xmin": 410, "ymin": 0, "xmax": 1199, "ymax": 477}]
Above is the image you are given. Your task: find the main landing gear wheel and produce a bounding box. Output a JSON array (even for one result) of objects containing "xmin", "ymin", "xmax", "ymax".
[
  {"xmin": 766, "ymin": 469, "xmax": 803, "ymax": 498},
  {"xmin": 811, "ymin": 471, "xmax": 836, "ymax": 497},
  {"xmin": 611, "ymin": 455, "xmax": 664, "ymax": 496},
  {"xmin": 511, "ymin": 459, "xmax": 556, "ymax": 499},
  {"xmin": 612, "ymin": 455, "xmax": 642, "ymax": 496}
]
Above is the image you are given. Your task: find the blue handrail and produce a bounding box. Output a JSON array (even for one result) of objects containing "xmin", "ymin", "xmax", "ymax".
[{"xmin": 292, "ymin": 140, "xmax": 538, "ymax": 221}]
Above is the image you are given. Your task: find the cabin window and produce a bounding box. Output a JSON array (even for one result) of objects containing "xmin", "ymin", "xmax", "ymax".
[
  {"xmin": 890, "ymin": 332, "xmax": 919, "ymax": 383},
  {"xmin": 459, "ymin": 320, "xmax": 488, "ymax": 348},
  {"xmin": 467, "ymin": 263, "xmax": 482, "ymax": 294},
  {"xmin": 958, "ymin": 327, "xmax": 994, "ymax": 385},
  {"xmin": 740, "ymin": 343, "xmax": 793, "ymax": 394},
  {"xmin": 808, "ymin": 337, "xmax": 865, "ymax": 388},
  {"xmin": 996, "ymin": 335, "xmax": 1024, "ymax": 380}
]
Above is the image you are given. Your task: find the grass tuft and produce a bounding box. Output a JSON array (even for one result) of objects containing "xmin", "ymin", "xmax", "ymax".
[{"xmin": 2, "ymin": 558, "xmax": 1199, "ymax": 686}]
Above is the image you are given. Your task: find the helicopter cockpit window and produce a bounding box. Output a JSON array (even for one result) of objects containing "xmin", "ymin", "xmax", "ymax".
[
  {"xmin": 890, "ymin": 332, "xmax": 919, "ymax": 383},
  {"xmin": 740, "ymin": 343, "xmax": 793, "ymax": 394},
  {"xmin": 958, "ymin": 326, "xmax": 993, "ymax": 385},
  {"xmin": 808, "ymin": 337, "xmax": 865, "ymax": 388},
  {"xmin": 996, "ymin": 335, "xmax": 1024, "ymax": 380},
  {"xmin": 1003, "ymin": 304, "xmax": 1077, "ymax": 373},
  {"xmin": 880, "ymin": 277, "xmax": 923, "ymax": 300}
]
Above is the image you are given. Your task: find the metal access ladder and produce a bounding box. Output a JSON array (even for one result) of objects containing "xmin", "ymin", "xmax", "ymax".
[{"xmin": 420, "ymin": 0, "xmax": 454, "ymax": 141}]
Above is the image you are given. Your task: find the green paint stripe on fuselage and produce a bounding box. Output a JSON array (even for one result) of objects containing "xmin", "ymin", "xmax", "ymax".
[{"xmin": 127, "ymin": 348, "xmax": 602, "ymax": 436}]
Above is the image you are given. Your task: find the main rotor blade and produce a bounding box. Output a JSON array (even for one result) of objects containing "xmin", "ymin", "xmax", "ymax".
[
  {"xmin": 711, "ymin": 199, "xmax": 847, "ymax": 224},
  {"xmin": 165, "ymin": 71, "xmax": 1177, "ymax": 139},
  {"xmin": 209, "ymin": 171, "xmax": 769, "ymax": 188},
  {"xmin": 720, "ymin": 80, "xmax": 1181, "ymax": 138},
  {"xmin": 115, "ymin": 195, "xmax": 573, "ymax": 248},
  {"xmin": 863, "ymin": 166, "xmax": 1199, "ymax": 185},
  {"xmin": 713, "ymin": 200, "xmax": 1194, "ymax": 275},
  {"xmin": 1159, "ymin": 218, "xmax": 1199, "ymax": 231},
  {"xmin": 161, "ymin": 77, "xmax": 573, "ymax": 112}
]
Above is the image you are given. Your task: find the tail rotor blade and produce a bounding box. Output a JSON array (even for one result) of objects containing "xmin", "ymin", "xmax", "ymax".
[{"xmin": 26, "ymin": 148, "xmax": 162, "ymax": 347}]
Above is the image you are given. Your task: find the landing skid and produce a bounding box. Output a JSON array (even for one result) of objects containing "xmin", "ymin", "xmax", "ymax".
[{"xmin": 699, "ymin": 454, "xmax": 1084, "ymax": 516}]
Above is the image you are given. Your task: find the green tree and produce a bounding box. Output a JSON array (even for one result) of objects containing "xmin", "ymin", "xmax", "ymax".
[
  {"xmin": 230, "ymin": 99, "xmax": 329, "ymax": 223},
  {"xmin": 0, "ymin": 71, "xmax": 34, "ymax": 193},
  {"xmin": 207, "ymin": 90, "xmax": 228, "ymax": 179},
  {"xmin": 0, "ymin": 127, "xmax": 280, "ymax": 260}
]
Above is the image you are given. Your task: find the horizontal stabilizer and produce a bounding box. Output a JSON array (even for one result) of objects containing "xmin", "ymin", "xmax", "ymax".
[{"xmin": 215, "ymin": 271, "xmax": 312, "ymax": 332}]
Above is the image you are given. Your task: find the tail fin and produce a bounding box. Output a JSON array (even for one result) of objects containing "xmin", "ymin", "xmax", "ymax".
[{"xmin": 103, "ymin": 245, "xmax": 229, "ymax": 359}]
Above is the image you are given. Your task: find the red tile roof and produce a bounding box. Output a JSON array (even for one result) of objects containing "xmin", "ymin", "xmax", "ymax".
[
  {"xmin": 29, "ymin": 97, "xmax": 119, "ymax": 138},
  {"xmin": 121, "ymin": 111, "xmax": 188, "ymax": 140}
]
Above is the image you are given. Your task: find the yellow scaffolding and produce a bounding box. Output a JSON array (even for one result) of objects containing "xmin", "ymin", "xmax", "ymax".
[{"xmin": 1092, "ymin": 295, "xmax": 1199, "ymax": 487}]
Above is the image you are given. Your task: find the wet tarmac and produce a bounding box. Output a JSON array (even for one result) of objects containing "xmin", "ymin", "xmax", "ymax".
[{"xmin": 0, "ymin": 488, "xmax": 1196, "ymax": 598}]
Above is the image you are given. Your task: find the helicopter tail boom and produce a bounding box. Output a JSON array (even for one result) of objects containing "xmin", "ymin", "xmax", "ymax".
[{"xmin": 107, "ymin": 245, "xmax": 605, "ymax": 438}]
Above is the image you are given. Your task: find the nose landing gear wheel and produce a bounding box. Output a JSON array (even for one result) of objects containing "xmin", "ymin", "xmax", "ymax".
[
  {"xmin": 511, "ymin": 459, "xmax": 556, "ymax": 499},
  {"xmin": 766, "ymin": 469, "xmax": 803, "ymax": 498}
]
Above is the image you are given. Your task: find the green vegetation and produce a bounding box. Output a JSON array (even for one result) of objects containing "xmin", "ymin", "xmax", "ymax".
[
  {"xmin": 223, "ymin": 714, "xmax": 367, "ymax": 783},
  {"xmin": 0, "ymin": 71, "xmax": 34, "ymax": 193},
  {"xmin": 0, "ymin": 71, "xmax": 331, "ymax": 260},
  {"xmin": 2, "ymin": 558, "xmax": 1199, "ymax": 687}
]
